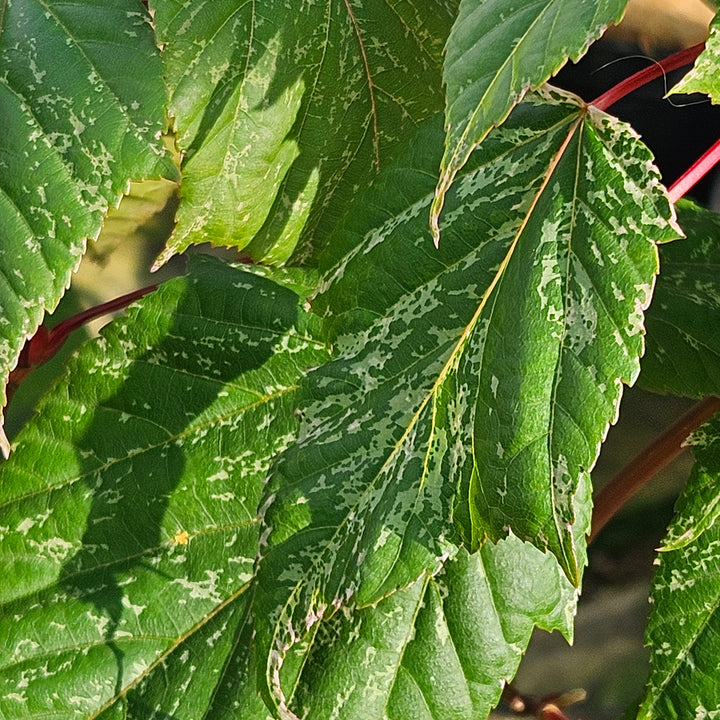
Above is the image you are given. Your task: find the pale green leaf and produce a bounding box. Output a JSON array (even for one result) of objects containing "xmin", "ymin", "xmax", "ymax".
[
  {"xmin": 150, "ymin": 0, "xmax": 457, "ymax": 268},
  {"xmin": 641, "ymin": 201, "xmax": 720, "ymax": 398},
  {"xmin": 0, "ymin": 0, "xmax": 173, "ymax": 452},
  {"xmin": 431, "ymin": 0, "xmax": 627, "ymax": 241},
  {"xmin": 254, "ymin": 88, "xmax": 678, "ymax": 713},
  {"xmin": 670, "ymin": 13, "xmax": 720, "ymax": 102},
  {"xmin": 0, "ymin": 256, "xmax": 328, "ymax": 718},
  {"xmin": 639, "ymin": 415, "xmax": 720, "ymax": 720}
]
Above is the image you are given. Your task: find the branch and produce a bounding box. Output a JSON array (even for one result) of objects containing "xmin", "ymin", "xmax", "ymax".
[
  {"xmin": 668, "ymin": 137, "xmax": 720, "ymax": 203},
  {"xmin": 590, "ymin": 396, "xmax": 720, "ymax": 542},
  {"xmin": 590, "ymin": 42, "xmax": 705, "ymax": 111},
  {"xmin": 7, "ymin": 284, "xmax": 157, "ymax": 401}
]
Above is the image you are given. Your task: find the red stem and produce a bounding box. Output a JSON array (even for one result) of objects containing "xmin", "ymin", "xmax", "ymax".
[
  {"xmin": 590, "ymin": 396, "xmax": 720, "ymax": 542},
  {"xmin": 591, "ymin": 42, "xmax": 705, "ymax": 111},
  {"xmin": 30, "ymin": 284, "xmax": 157, "ymax": 367},
  {"xmin": 668, "ymin": 137, "xmax": 720, "ymax": 203}
]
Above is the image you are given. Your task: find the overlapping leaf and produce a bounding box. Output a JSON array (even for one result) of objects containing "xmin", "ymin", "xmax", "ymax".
[
  {"xmin": 0, "ymin": 0, "xmax": 173, "ymax": 453},
  {"xmin": 431, "ymin": 0, "xmax": 627, "ymax": 240},
  {"xmin": 150, "ymin": 0, "xmax": 457, "ymax": 268},
  {"xmin": 291, "ymin": 525, "xmax": 587, "ymax": 720},
  {"xmin": 254, "ymin": 86, "xmax": 679, "ymax": 711},
  {"xmin": 641, "ymin": 201, "xmax": 720, "ymax": 397},
  {"xmin": 638, "ymin": 414, "xmax": 720, "ymax": 720},
  {"xmin": 670, "ymin": 11, "xmax": 720, "ymax": 102},
  {"xmin": 0, "ymin": 256, "xmax": 328, "ymax": 718}
]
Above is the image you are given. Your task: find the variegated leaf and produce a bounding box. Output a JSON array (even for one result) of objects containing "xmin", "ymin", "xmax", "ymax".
[
  {"xmin": 0, "ymin": 256, "xmax": 328, "ymax": 718},
  {"xmin": 639, "ymin": 416, "xmax": 720, "ymax": 720},
  {"xmin": 641, "ymin": 201, "xmax": 720, "ymax": 398},
  {"xmin": 150, "ymin": 0, "xmax": 457, "ymax": 267},
  {"xmin": 0, "ymin": 0, "xmax": 173, "ymax": 453},
  {"xmin": 254, "ymin": 86, "xmax": 679, "ymax": 713},
  {"xmin": 431, "ymin": 0, "xmax": 627, "ymax": 241},
  {"xmin": 670, "ymin": 11, "xmax": 720, "ymax": 102}
]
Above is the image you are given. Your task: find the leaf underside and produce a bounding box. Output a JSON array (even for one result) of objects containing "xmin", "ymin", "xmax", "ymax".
[
  {"xmin": 0, "ymin": 0, "xmax": 172, "ymax": 450},
  {"xmin": 254, "ymin": 87, "xmax": 678, "ymax": 713}
]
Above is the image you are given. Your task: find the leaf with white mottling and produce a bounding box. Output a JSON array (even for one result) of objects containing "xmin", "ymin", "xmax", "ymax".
[
  {"xmin": 639, "ymin": 414, "xmax": 720, "ymax": 720},
  {"xmin": 0, "ymin": 256, "xmax": 328, "ymax": 718},
  {"xmin": 150, "ymin": 0, "xmax": 457, "ymax": 267},
  {"xmin": 641, "ymin": 201, "xmax": 720, "ymax": 398},
  {"xmin": 670, "ymin": 13, "xmax": 720, "ymax": 102},
  {"xmin": 254, "ymin": 87, "xmax": 678, "ymax": 713},
  {"xmin": 292, "ymin": 517, "xmax": 587, "ymax": 720},
  {"xmin": 430, "ymin": 0, "xmax": 627, "ymax": 240},
  {"xmin": 0, "ymin": 0, "xmax": 173, "ymax": 453}
]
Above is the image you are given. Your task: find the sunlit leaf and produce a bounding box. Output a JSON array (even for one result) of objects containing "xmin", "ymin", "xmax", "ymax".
[
  {"xmin": 639, "ymin": 414, "xmax": 720, "ymax": 720},
  {"xmin": 0, "ymin": 256, "xmax": 328, "ymax": 718},
  {"xmin": 0, "ymin": 0, "xmax": 173, "ymax": 453},
  {"xmin": 292, "ymin": 528, "xmax": 585, "ymax": 720},
  {"xmin": 150, "ymin": 0, "xmax": 457, "ymax": 267},
  {"xmin": 431, "ymin": 0, "xmax": 627, "ymax": 240},
  {"xmin": 254, "ymin": 87, "xmax": 678, "ymax": 712},
  {"xmin": 670, "ymin": 14, "xmax": 720, "ymax": 102}
]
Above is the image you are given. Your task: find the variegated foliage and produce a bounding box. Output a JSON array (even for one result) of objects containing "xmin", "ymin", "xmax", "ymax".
[{"xmin": 3, "ymin": 1, "xmax": 720, "ymax": 719}]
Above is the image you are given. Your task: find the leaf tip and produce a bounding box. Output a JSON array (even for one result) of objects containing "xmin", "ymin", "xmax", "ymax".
[
  {"xmin": 430, "ymin": 182, "xmax": 448, "ymax": 248},
  {"xmin": 151, "ymin": 247, "xmax": 173, "ymax": 273},
  {"xmin": 0, "ymin": 425, "xmax": 10, "ymax": 459}
]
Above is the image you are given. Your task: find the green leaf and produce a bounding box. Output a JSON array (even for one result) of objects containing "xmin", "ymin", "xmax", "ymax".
[
  {"xmin": 641, "ymin": 201, "xmax": 720, "ymax": 398},
  {"xmin": 0, "ymin": 256, "xmax": 328, "ymax": 718},
  {"xmin": 670, "ymin": 13, "xmax": 720, "ymax": 102},
  {"xmin": 661, "ymin": 417, "xmax": 720, "ymax": 553},
  {"xmin": 0, "ymin": 0, "xmax": 173, "ymax": 453},
  {"xmin": 150, "ymin": 0, "xmax": 457, "ymax": 268},
  {"xmin": 254, "ymin": 88, "xmax": 678, "ymax": 712},
  {"xmin": 431, "ymin": 0, "xmax": 627, "ymax": 241},
  {"xmin": 639, "ymin": 415, "xmax": 720, "ymax": 720},
  {"xmin": 292, "ymin": 536, "xmax": 581, "ymax": 720}
]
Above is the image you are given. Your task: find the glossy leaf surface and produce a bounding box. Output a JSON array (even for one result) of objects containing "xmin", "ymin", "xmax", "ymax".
[
  {"xmin": 639, "ymin": 414, "xmax": 720, "ymax": 720},
  {"xmin": 0, "ymin": 256, "xmax": 328, "ymax": 718},
  {"xmin": 0, "ymin": 0, "xmax": 172, "ymax": 452},
  {"xmin": 431, "ymin": 0, "xmax": 626, "ymax": 239},
  {"xmin": 150, "ymin": 0, "xmax": 457, "ymax": 267},
  {"xmin": 255, "ymin": 88, "xmax": 678, "ymax": 711}
]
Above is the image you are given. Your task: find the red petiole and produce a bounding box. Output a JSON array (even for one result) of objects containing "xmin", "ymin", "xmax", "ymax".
[
  {"xmin": 590, "ymin": 42, "xmax": 705, "ymax": 111},
  {"xmin": 8, "ymin": 284, "xmax": 157, "ymax": 397},
  {"xmin": 667, "ymin": 137, "xmax": 720, "ymax": 204},
  {"xmin": 588, "ymin": 43, "xmax": 720, "ymax": 540}
]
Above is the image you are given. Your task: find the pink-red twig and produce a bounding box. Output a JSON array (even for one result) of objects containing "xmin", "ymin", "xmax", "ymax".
[
  {"xmin": 591, "ymin": 42, "xmax": 705, "ymax": 112},
  {"xmin": 668, "ymin": 137, "xmax": 720, "ymax": 203},
  {"xmin": 8, "ymin": 284, "xmax": 157, "ymax": 400},
  {"xmin": 590, "ymin": 397, "xmax": 720, "ymax": 542}
]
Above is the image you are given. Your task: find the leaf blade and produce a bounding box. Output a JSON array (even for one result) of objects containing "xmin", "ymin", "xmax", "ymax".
[
  {"xmin": 150, "ymin": 0, "xmax": 457, "ymax": 267},
  {"xmin": 639, "ymin": 415, "xmax": 720, "ymax": 720},
  {"xmin": 0, "ymin": 256, "xmax": 328, "ymax": 718},
  {"xmin": 255, "ymin": 88, "xmax": 678, "ymax": 711},
  {"xmin": 432, "ymin": 0, "xmax": 627, "ymax": 240},
  {"xmin": 641, "ymin": 201, "xmax": 720, "ymax": 398},
  {"xmin": 0, "ymin": 0, "xmax": 172, "ymax": 451}
]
